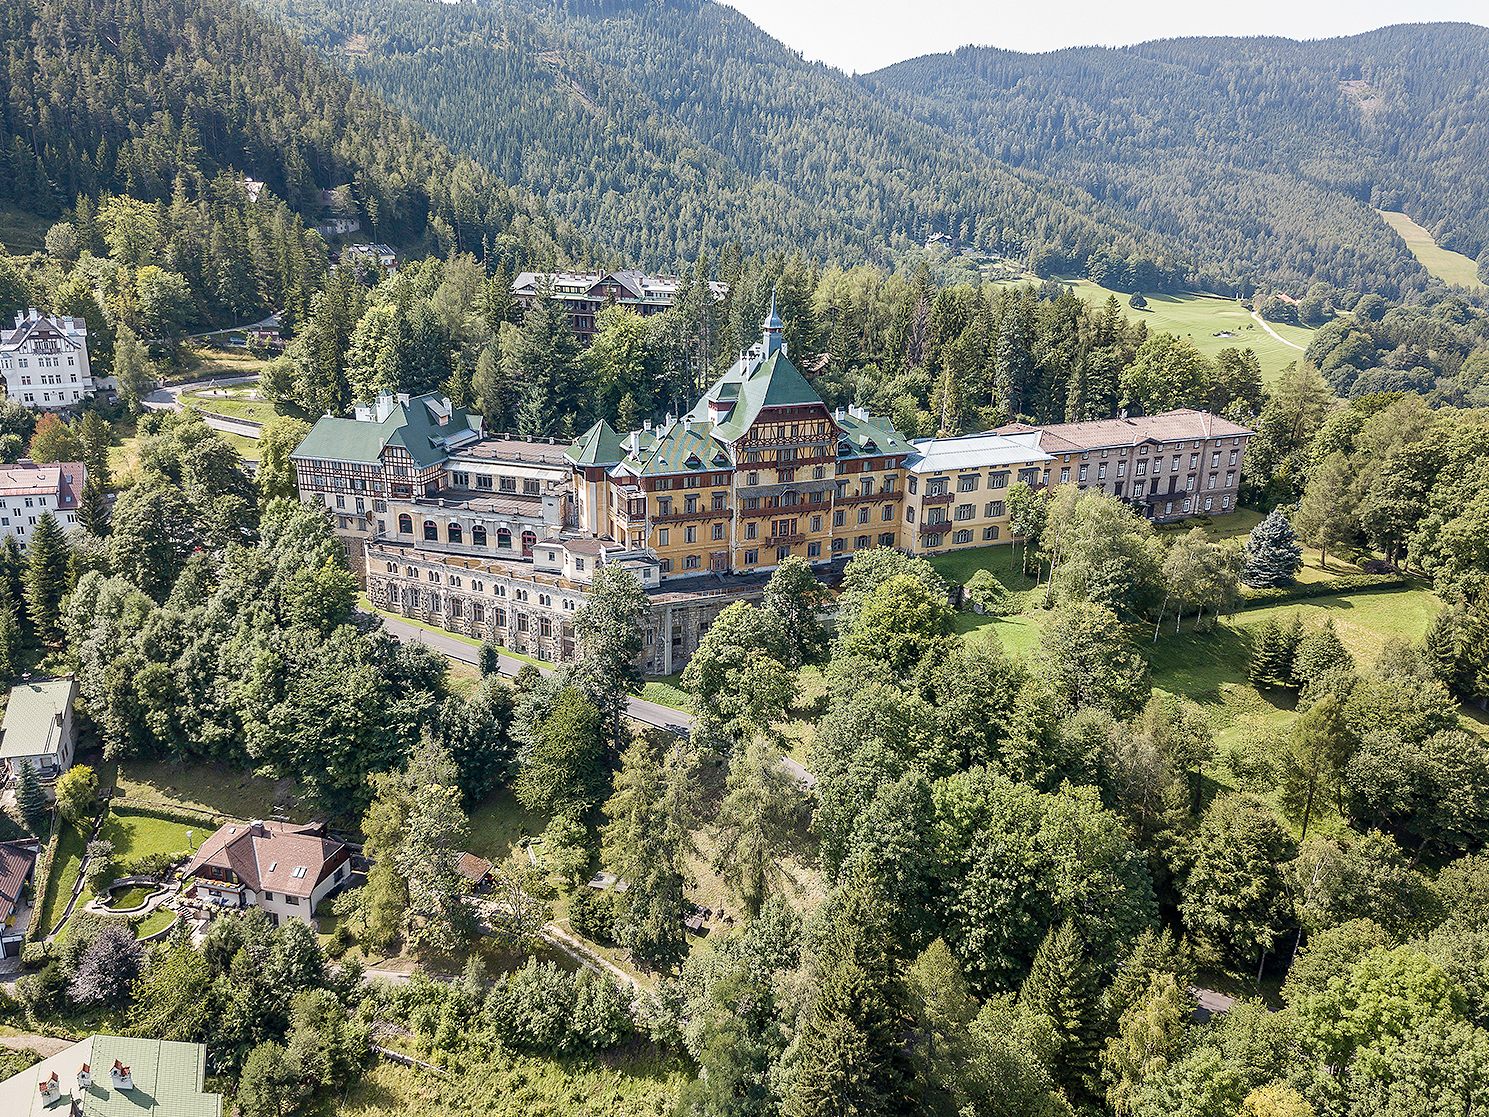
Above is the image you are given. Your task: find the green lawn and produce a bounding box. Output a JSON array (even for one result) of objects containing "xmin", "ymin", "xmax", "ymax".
[
  {"xmin": 996, "ymin": 277, "xmax": 1316, "ymax": 383},
  {"xmin": 114, "ymin": 758, "xmax": 290, "ymax": 821},
  {"xmin": 179, "ymin": 384, "xmax": 284, "ymax": 426},
  {"xmin": 466, "ymin": 789, "xmax": 548, "ymax": 866},
  {"xmin": 36, "ymin": 821, "xmax": 89, "ymax": 938},
  {"xmin": 340, "ymin": 1049, "xmax": 684, "ymax": 1117},
  {"xmin": 175, "ymin": 344, "xmax": 272, "ymax": 384},
  {"xmin": 134, "ymin": 908, "xmax": 177, "ymax": 938},
  {"xmin": 0, "ymin": 205, "xmax": 51, "ymax": 254},
  {"xmin": 99, "ymin": 808, "xmax": 200, "ymax": 868},
  {"xmin": 1378, "ymin": 210, "xmax": 1486, "ymax": 290},
  {"xmin": 640, "ymin": 675, "xmax": 690, "ymax": 711}
]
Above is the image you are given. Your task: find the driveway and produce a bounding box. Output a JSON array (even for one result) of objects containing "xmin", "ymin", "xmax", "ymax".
[{"xmin": 371, "ymin": 612, "xmax": 695, "ymax": 735}]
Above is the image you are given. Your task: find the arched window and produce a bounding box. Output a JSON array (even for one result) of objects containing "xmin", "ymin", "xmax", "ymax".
[
  {"xmin": 497, "ymin": 527, "xmax": 512, "ymax": 550},
  {"xmin": 398, "ymin": 514, "xmax": 413, "ymax": 534},
  {"xmin": 448, "ymin": 522, "xmax": 463, "ymax": 545},
  {"xmin": 472, "ymin": 525, "xmax": 488, "ymax": 547},
  {"xmin": 520, "ymin": 529, "xmax": 537, "ymax": 557},
  {"xmin": 423, "ymin": 520, "xmax": 438, "ymax": 541}
]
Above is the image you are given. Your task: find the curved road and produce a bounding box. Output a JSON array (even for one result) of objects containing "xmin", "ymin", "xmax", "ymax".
[
  {"xmin": 1249, "ymin": 310, "xmax": 1307, "ymax": 352},
  {"xmin": 371, "ymin": 610, "xmax": 816, "ymax": 788},
  {"xmin": 370, "ymin": 612, "xmax": 694, "ymax": 735}
]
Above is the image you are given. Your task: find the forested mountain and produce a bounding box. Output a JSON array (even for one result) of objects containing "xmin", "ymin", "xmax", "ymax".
[
  {"xmin": 255, "ymin": 0, "xmax": 1188, "ymax": 283},
  {"xmin": 869, "ymin": 23, "xmax": 1489, "ymax": 299},
  {"xmin": 0, "ymin": 0, "xmax": 573, "ymax": 267}
]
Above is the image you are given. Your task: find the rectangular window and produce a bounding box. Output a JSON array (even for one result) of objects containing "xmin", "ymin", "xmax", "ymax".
[
  {"xmin": 954, "ymin": 504, "xmax": 974, "ymax": 521},
  {"xmin": 684, "ymin": 526, "xmax": 697, "ymax": 543},
  {"xmin": 807, "ymin": 541, "xmax": 821, "ymax": 557},
  {"xmin": 658, "ymin": 528, "xmax": 669, "ymax": 546},
  {"xmin": 957, "ymin": 475, "xmax": 978, "ymax": 493},
  {"xmin": 744, "ymin": 549, "xmax": 758, "ymax": 564}
]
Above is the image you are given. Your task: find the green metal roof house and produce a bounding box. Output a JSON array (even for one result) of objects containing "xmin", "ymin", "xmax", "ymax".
[
  {"xmin": 0, "ymin": 676, "xmax": 77, "ymax": 779},
  {"xmin": 0, "ymin": 1034, "xmax": 222, "ymax": 1116}
]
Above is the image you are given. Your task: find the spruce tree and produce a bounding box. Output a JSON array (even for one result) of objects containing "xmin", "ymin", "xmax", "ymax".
[
  {"xmin": 0, "ymin": 598, "xmax": 19, "ymax": 681},
  {"xmin": 1248, "ymin": 617, "xmax": 1284, "ymax": 685},
  {"xmin": 14, "ymin": 763, "xmax": 49, "ymax": 837},
  {"xmin": 1423, "ymin": 608, "xmax": 1460, "ymax": 692},
  {"xmin": 1242, "ymin": 508, "xmax": 1304, "ymax": 588},
  {"xmin": 1293, "ymin": 620, "xmax": 1352, "ymax": 690},
  {"xmin": 1020, "ymin": 920, "xmax": 1100, "ymax": 1099},
  {"xmin": 24, "ymin": 512, "xmax": 69, "ymax": 645},
  {"xmin": 1280, "ymin": 615, "xmax": 1304, "ymax": 685},
  {"xmin": 781, "ymin": 874, "xmax": 917, "ymax": 1117}
]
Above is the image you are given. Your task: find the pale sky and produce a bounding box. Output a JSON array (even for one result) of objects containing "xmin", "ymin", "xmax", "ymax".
[{"xmin": 722, "ymin": 0, "xmax": 1489, "ymax": 73}]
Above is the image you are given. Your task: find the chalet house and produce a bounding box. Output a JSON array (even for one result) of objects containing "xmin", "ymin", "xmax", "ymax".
[
  {"xmin": 183, "ymin": 819, "xmax": 351, "ymax": 926},
  {"xmin": 0, "ymin": 1035, "xmax": 221, "ymax": 1116},
  {"xmin": 0, "ymin": 839, "xmax": 39, "ymax": 958},
  {"xmin": 0, "ymin": 676, "xmax": 78, "ymax": 780},
  {"xmin": 512, "ymin": 270, "xmax": 727, "ymax": 343},
  {"xmin": 0, "ymin": 309, "xmax": 111, "ymax": 409},
  {"xmin": 0, "ymin": 460, "xmax": 84, "ymax": 547}
]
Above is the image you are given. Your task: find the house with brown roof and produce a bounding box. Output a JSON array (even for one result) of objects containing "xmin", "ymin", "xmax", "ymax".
[
  {"xmin": 182, "ymin": 820, "xmax": 351, "ymax": 926},
  {"xmin": 0, "ymin": 838, "xmax": 39, "ymax": 958}
]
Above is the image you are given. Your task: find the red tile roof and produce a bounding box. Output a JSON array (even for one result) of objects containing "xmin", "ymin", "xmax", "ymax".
[
  {"xmin": 184, "ymin": 820, "xmax": 346, "ymax": 899},
  {"xmin": 0, "ymin": 839, "xmax": 38, "ymax": 925}
]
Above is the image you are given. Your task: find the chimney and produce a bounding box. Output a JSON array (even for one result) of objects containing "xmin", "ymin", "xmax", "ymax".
[
  {"xmin": 643, "ymin": 419, "xmax": 652, "ymax": 432},
  {"xmin": 77, "ymin": 1064, "xmax": 92, "ymax": 1090},
  {"xmin": 110, "ymin": 1061, "xmax": 133, "ymax": 1091},
  {"xmin": 39, "ymin": 1072, "xmax": 61, "ymax": 1103}
]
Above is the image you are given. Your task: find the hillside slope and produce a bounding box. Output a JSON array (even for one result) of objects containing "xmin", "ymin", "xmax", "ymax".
[
  {"xmin": 256, "ymin": 0, "xmax": 1188, "ymax": 281},
  {"xmin": 869, "ymin": 24, "xmax": 1489, "ymax": 298},
  {"xmin": 0, "ymin": 0, "xmax": 573, "ymax": 265}
]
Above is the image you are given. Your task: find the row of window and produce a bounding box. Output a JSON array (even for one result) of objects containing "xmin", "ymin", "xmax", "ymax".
[{"xmin": 448, "ymin": 471, "xmax": 545, "ymax": 496}]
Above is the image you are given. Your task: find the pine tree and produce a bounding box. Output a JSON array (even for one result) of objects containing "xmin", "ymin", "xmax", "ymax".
[
  {"xmin": 1248, "ymin": 617, "xmax": 1284, "ymax": 685},
  {"xmin": 15, "ymin": 763, "xmax": 49, "ymax": 837},
  {"xmin": 77, "ymin": 410, "xmax": 113, "ymax": 536},
  {"xmin": 781, "ymin": 874, "xmax": 917, "ymax": 1117},
  {"xmin": 1293, "ymin": 620, "xmax": 1352, "ymax": 691},
  {"xmin": 1423, "ymin": 608, "xmax": 1460, "ymax": 691},
  {"xmin": 1242, "ymin": 508, "xmax": 1304, "ymax": 588},
  {"xmin": 24, "ymin": 512, "xmax": 69, "ymax": 645},
  {"xmin": 1280, "ymin": 615, "xmax": 1304, "ymax": 685},
  {"xmin": 1019, "ymin": 920, "xmax": 1100, "ymax": 1099},
  {"xmin": 1294, "ymin": 452, "xmax": 1356, "ymax": 570},
  {"xmin": 0, "ymin": 598, "xmax": 19, "ymax": 682}
]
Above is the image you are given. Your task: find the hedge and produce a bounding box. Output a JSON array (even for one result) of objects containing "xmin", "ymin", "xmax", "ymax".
[
  {"xmin": 108, "ymin": 802, "xmax": 228, "ymax": 829},
  {"xmin": 1237, "ymin": 573, "xmax": 1410, "ymax": 608}
]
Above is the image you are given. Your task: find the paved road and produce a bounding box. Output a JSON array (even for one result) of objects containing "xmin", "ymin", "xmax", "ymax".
[
  {"xmin": 372, "ymin": 612, "xmax": 694, "ymax": 735},
  {"xmin": 370, "ymin": 610, "xmax": 816, "ymax": 787},
  {"xmin": 1249, "ymin": 310, "xmax": 1307, "ymax": 352}
]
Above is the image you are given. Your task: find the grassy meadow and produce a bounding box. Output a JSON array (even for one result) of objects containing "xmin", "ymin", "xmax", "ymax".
[
  {"xmin": 994, "ymin": 276, "xmax": 1316, "ymax": 383},
  {"xmin": 1378, "ymin": 209, "xmax": 1486, "ymax": 290}
]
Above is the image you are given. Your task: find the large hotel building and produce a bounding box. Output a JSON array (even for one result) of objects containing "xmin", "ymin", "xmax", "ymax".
[{"xmin": 292, "ymin": 306, "xmax": 1251, "ymax": 673}]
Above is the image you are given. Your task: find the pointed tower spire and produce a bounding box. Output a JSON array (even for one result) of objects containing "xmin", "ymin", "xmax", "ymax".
[{"xmin": 762, "ymin": 287, "xmax": 783, "ymax": 356}]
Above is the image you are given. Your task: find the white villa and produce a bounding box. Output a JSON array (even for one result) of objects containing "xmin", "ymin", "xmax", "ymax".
[{"xmin": 0, "ymin": 309, "xmax": 111, "ymax": 409}]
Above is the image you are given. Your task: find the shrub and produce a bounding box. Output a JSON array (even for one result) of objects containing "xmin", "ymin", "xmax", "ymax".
[
  {"xmin": 1238, "ymin": 573, "xmax": 1407, "ymax": 608},
  {"xmin": 569, "ymin": 886, "xmax": 620, "ymax": 945},
  {"xmin": 963, "ymin": 569, "xmax": 1009, "ymax": 616},
  {"xmin": 124, "ymin": 850, "xmax": 190, "ymax": 878}
]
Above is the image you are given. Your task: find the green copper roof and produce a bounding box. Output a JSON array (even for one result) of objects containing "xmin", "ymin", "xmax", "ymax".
[
  {"xmin": 566, "ymin": 420, "xmax": 626, "ymax": 466},
  {"xmin": 686, "ymin": 349, "xmax": 825, "ymax": 443},
  {"xmin": 623, "ymin": 420, "xmax": 733, "ymax": 476},
  {"xmin": 0, "ymin": 1034, "xmax": 222, "ymax": 1117},
  {"xmin": 836, "ymin": 411, "xmax": 914, "ymax": 457},
  {"xmin": 292, "ymin": 394, "xmax": 478, "ymax": 469}
]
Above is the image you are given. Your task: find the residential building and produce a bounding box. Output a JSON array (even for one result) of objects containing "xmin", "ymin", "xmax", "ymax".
[
  {"xmin": 342, "ymin": 242, "xmax": 398, "ymax": 270},
  {"xmin": 0, "ymin": 839, "xmax": 39, "ymax": 958},
  {"xmin": 0, "ymin": 309, "xmax": 110, "ymax": 409},
  {"xmin": 182, "ymin": 819, "xmax": 352, "ymax": 926},
  {"xmin": 0, "ymin": 460, "xmax": 85, "ymax": 546},
  {"xmin": 296, "ymin": 306, "xmax": 1251, "ymax": 670},
  {"xmin": 0, "ymin": 677, "xmax": 78, "ymax": 781},
  {"xmin": 997, "ymin": 408, "xmax": 1253, "ymax": 521},
  {"xmin": 0, "ymin": 1034, "xmax": 222, "ymax": 1116},
  {"xmin": 512, "ymin": 270, "xmax": 727, "ymax": 342}
]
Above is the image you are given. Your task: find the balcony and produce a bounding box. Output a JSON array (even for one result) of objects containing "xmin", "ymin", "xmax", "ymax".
[
  {"xmin": 654, "ymin": 506, "xmax": 731, "ymax": 524},
  {"xmin": 765, "ymin": 533, "xmax": 806, "ymax": 547},
  {"xmin": 923, "ymin": 491, "xmax": 954, "ymax": 506},
  {"xmin": 836, "ymin": 489, "xmax": 904, "ymax": 506},
  {"xmin": 919, "ymin": 519, "xmax": 952, "ymax": 536}
]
